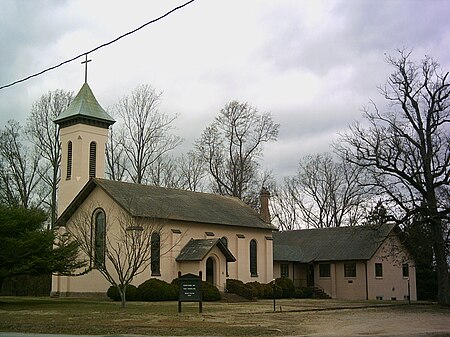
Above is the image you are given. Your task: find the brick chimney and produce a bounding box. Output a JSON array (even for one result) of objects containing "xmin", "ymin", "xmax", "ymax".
[{"xmin": 259, "ymin": 187, "xmax": 271, "ymax": 223}]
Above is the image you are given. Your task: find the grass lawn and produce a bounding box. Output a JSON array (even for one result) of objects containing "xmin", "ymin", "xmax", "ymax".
[{"xmin": 0, "ymin": 297, "xmax": 449, "ymax": 336}]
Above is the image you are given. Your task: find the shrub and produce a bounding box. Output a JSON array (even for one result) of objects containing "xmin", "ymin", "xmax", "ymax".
[
  {"xmin": 126, "ymin": 284, "xmax": 138, "ymax": 301},
  {"xmin": 226, "ymin": 279, "xmax": 244, "ymax": 293},
  {"xmin": 202, "ymin": 281, "xmax": 221, "ymax": 301},
  {"xmin": 106, "ymin": 285, "xmax": 120, "ymax": 301},
  {"xmin": 275, "ymin": 277, "xmax": 295, "ymax": 298},
  {"xmin": 106, "ymin": 284, "xmax": 138, "ymax": 301},
  {"xmin": 293, "ymin": 287, "xmax": 314, "ymax": 299},
  {"xmin": 261, "ymin": 283, "xmax": 282, "ymax": 299},
  {"xmin": 226, "ymin": 279, "xmax": 254, "ymax": 300},
  {"xmin": 137, "ymin": 278, "xmax": 177, "ymax": 301},
  {"xmin": 246, "ymin": 281, "xmax": 264, "ymax": 298}
]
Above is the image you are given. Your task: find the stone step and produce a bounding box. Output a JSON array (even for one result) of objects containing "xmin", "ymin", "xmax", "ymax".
[{"xmin": 310, "ymin": 286, "xmax": 331, "ymax": 299}]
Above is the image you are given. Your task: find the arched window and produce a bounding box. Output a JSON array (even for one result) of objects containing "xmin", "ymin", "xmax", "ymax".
[
  {"xmin": 94, "ymin": 210, "xmax": 106, "ymax": 268},
  {"xmin": 250, "ymin": 239, "xmax": 258, "ymax": 277},
  {"xmin": 151, "ymin": 231, "xmax": 161, "ymax": 276},
  {"xmin": 89, "ymin": 141, "xmax": 97, "ymax": 178},
  {"xmin": 66, "ymin": 141, "xmax": 72, "ymax": 180},
  {"xmin": 221, "ymin": 237, "xmax": 229, "ymax": 277}
]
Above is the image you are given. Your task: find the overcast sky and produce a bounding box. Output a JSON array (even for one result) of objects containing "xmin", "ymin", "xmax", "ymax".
[{"xmin": 0, "ymin": 0, "xmax": 449, "ymax": 180}]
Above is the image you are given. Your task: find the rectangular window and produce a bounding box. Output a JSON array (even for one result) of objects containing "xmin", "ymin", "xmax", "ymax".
[
  {"xmin": 402, "ymin": 263, "xmax": 409, "ymax": 278},
  {"xmin": 66, "ymin": 141, "xmax": 72, "ymax": 180},
  {"xmin": 319, "ymin": 263, "xmax": 331, "ymax": 277},
  {"xmin": 89, "ymin": 142, "xmax": 97, "ymax": 178},
  {"xmin": 375, "ymin": 263, "xmax": 383, "ymax": 277},
  {"xmin": 344, "ymin": 262, "xmax": 356, "ymax": 278},
  {"xmin": 250, "ymin": 239, "xmax": 258, "ymax": 277},
  {"xmin": 280, "ymin": 263, "xmax": 289, "ymax": 278}
]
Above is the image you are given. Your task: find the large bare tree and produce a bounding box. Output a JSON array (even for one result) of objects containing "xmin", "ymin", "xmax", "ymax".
[
  {"xmin": 110, "ymin": 84, "xmax": 182, "ymax": 184},
  {"xmin": 0, "ymin": 120, "xmax": 41, "ymax": 209},
  {"xmin": 335, "ymin": 50, "xmax": 449, "ymax": 305},
  {"xmin": 197, "ymin": 101, "xmax": 279, "ymax": 204},
  {"xmin": 272, "ymin": 153, "xmax": 370, "ymax": 229},
  {"xmin": 26, "ymin": 89, "xmax": 73, "ymax": 228}
]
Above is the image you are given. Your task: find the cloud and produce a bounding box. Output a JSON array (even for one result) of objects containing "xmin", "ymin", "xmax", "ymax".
[{"xmin": 0, "ymin": 0, "xmax": 448, "ymax": 184}]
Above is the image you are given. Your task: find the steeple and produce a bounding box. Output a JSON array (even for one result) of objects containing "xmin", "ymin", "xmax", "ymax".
[
  {"xmin": 55, "ymin": 81, "xmax": 115, "ymax": 216},
  {"xmin": 54, "ymin": 82, "xmax": 115, "ymax": 129}
]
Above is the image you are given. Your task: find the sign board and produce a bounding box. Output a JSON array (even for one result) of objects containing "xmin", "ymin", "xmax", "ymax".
[
  {"xmin": 179, "ymin": 275, "xmax": 202, "ymax": 302},
  {"xmin": 178, "ymin": 272, "xmax": 202, "ymax": 313}
]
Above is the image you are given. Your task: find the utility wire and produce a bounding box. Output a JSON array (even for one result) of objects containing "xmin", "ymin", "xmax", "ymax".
[{"xmin": 0, "ymin": 0, "xmax": 195, "ymax": 91}]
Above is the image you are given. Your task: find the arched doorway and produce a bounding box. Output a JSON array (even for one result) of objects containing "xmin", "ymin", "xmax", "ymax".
[{"xmin": 206, "ymin": 257, "xmax": 215, "ymax": 285}]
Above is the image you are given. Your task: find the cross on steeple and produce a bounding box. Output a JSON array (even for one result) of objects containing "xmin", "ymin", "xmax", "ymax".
[{"xmin": 81, "ymin": 54, "xmax": 92, "ymax": 83}]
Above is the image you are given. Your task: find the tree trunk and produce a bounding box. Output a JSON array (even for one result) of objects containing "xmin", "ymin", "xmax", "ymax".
[
  {"xmin": 429, "ymin": 218, "xmax": 450, "ymax": 305},
  {"xmin": 119, "ymin": 284, "xmax": 127, "ymax": 309}
]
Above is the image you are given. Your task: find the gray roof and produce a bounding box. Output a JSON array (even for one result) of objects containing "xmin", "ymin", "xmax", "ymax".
[
  {"xmin": 58, "ymin": 178, "xmax": 277, "ymax": 231},
  {"xmin": 273, "ymin": 224, "xmax": 396, "ymax": 263},
  {"xmin": 54, "ymin": 83, "xmax": 115, "ymax": 128},
  {"xmin": 176, "ymin": 238, "xmax": 236, "ymax": 262}
]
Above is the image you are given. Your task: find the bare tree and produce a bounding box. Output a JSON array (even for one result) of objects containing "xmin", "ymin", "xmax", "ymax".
[
  {"xmin": 0, "ymin": 120, "xmax": 41, "ymax": 208},
  {"xmin": 111, "ymin": 84, "xmax": 182, "ymax": 184},
  {"xmin": 274, "ymin": 153, "xmax": 370, "ymax": 229},
  {"xmin": 197, "ymin": 101, "xmax": 279, "ymax": 204},
  {"xmin": 66, "ymin": 203, "xmax": 165, "ymax": 308},
  {"xmin": 26, "ymin": 89, "xmax": 73, "ymax": 228},
  {"xmin": 335, "ymin": 50, "xmax": 449, "ymax": 305},
  {"xmin": 176, "ymin": 151, "xmax": 206, "ymax": 192},
  {"xmin": 270, "ymin": 181, "xmax": 302, "ymax": 231},
  {"xmin": 105, "ymin": 127, "xmax": 127, "ymax": 181},
  {"xmin": 147, "ymin": 154, "xmax": 180, "ymax": 188}
]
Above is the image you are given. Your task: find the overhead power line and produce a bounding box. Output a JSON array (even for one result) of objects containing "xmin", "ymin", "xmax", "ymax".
[{"xmin": 0, "ymin": 0, "xmax": 195, "ymax": 91}]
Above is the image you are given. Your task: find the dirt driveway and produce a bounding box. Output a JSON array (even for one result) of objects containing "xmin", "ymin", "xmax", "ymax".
[{"xmin": 194, "ymin": 300, "xmax": 450, "ymax": 336}]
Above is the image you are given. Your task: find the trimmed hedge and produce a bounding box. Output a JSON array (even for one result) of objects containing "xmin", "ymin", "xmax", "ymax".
[
  {"xmin": 137, "ymin": 278, "xmax": 177, "ymax": 301},
  {"xmin": 261, "ymin": 283, "xmax": 283, "ymax": 299},
  {"xmin": 201, "ymin": 281, "xmax": 221, "ymax": 301},
  {"xmin": 275, "ymin": 277, "xmax": 295, "ymax": 298},
  {"xmin": 107, "ymin": 284, "xmax": 138, "ymax": 301},
  {"xmin": 293, "ymin": 287, "xmax": 314, "ymax": 299},
  {"xmin": 227, "ymin": 279, "xmax": 297, "ymax": 299},
  {"xmin": 226, "ymin": 279, "xmax": 254, "ymax": 300},
  {"xmin": 246, "ymin": 281, "xmax": 265, "ymax": 298}
]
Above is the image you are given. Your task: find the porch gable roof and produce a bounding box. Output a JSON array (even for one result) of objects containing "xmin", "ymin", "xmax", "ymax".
[{"xmin": 176, "ymin": 238, "xmax": 236, "ymax": 262}]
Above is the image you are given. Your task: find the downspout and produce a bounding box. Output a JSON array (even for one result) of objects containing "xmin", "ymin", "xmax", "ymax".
[{"xmin": 364, "ymin": 261, "xmax": 368, "ymax": 300}]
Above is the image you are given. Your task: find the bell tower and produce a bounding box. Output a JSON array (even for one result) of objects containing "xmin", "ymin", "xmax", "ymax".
[{"xmin": 54, "ymin": 73, "xmax": 115, "ymax": 215}]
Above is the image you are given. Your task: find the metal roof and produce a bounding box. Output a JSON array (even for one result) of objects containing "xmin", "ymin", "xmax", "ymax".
[
  {"xmin": 273, "ymin": 224, "xmax": 396, "ymax": 263},
  {"xmin": 54, "ymin": 83, "xmax": 115, "ymax": 127},
  {"xmin": 176, "ymin": 238, "xmax": 236, "ymax": 262},
  {"xmin": 57, "ymin": 178, "xmax": 277, "ymax": 231}
]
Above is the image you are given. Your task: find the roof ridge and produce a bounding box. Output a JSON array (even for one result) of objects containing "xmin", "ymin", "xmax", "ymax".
[{"xmin": 95, "ymin": 178, "xmax": 255, "ymax": 203}]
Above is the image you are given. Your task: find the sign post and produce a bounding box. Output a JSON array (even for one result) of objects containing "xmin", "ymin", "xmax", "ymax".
[{"xmin": 178, "ymin": 271, "xmax": 203, "ymax": 313}]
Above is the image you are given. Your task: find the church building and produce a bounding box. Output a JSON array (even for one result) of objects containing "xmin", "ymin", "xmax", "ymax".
[{"xmin": 51, "ymin": 82, "xmax": 276, "ymax": 297}]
